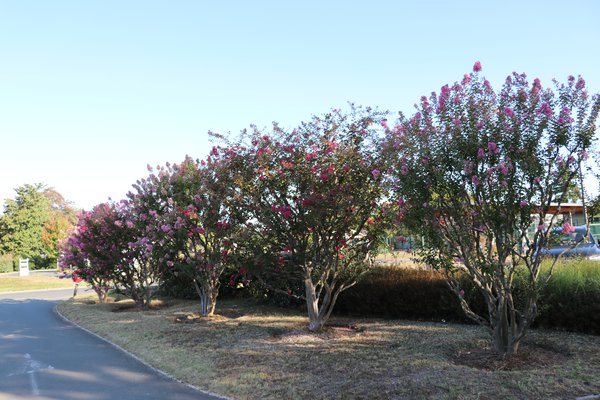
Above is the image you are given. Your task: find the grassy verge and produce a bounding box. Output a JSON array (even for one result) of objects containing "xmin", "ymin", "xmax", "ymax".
[
  {"xmin": 58, "ymin": 296, "xmax": 600, "ymax": 399},
  {"xmin": 0, "ymin": 274, "xmax": 75, "ymax": 292}
]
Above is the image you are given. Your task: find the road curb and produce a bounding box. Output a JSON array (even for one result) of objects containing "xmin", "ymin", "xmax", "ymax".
[{"xmin": 53, "ymin": 301, "xmax": 232, "ymax": 400}]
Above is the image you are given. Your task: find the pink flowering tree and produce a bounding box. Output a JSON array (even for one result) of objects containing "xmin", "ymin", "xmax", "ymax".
[
  {"xmin": 228, "ymin": 107, "xmax": 390, "ymax": 332},
  {"xmin": 385, "ymin": 62, "xmax": 599, "ymax": 355},
  {"xmin": 130, "ymin": 154, "xmax": 241, "ymax": 317},
  {"xmin": 108, "ymin": 200, "xmax": 162, "ymax": 309},
  {"xmin": 59, "ymin": 201, "xmax": 161, "ymax": 308},
  {"xmin": 58, "ymin": 204, "xmax": 116, "ymax": 303}
]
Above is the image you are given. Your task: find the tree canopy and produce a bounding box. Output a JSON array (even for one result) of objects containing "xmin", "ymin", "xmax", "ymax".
[{"xmin": 0, "ymin": 183, "xmax": 77, "ymax": 267}]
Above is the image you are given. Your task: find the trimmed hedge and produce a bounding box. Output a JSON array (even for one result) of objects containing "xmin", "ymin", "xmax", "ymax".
[
  {"xmin": 333, "ymin": 261, "xmax": 600, "ymax": 334},
  {"xmin": 160, "ymin": 259, "xmax": 600, "ymax": 335},
  {"xmin": 334, "ymin": 266, "xmax": 470, "ymax": 322}
]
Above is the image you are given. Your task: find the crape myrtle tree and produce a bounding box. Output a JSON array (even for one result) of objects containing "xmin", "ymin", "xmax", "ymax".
[
  {"xmin": 109, "ymin": 199, "xmax": 162, "ymax": 309},
  {"xmin": 228, "ymin": 107, "xmax": 390, "ymax": 332},
  {"xmin": 384, "ymin": 62, "xmax": 600, "ymax": 355},
  {"xmin": 59, "ymin": 201, "xmax": 161, "ymax": 308},
  {"xmin": 130, "ymin": 154, "xmax": 241, "ymax": 317},
  {"xmin": 59, "ymin": 204, "xmax": 116, "ymax": 303}
]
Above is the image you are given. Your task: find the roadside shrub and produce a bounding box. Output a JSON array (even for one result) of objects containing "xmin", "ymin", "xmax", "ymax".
[
  {"xmin": 9, "ymin": 257, "xmax": 37, "ymax": 272},
  {"xmin": 0, "ymin": 254, "xmax": 14, "ymax": 273},
  {"xmin": 157, "ymin": 271, "xmax": 197, "ymax": 299},
  {"xmin": 30, "ymin": 256, "xmax": 53, "ymax": 270}
]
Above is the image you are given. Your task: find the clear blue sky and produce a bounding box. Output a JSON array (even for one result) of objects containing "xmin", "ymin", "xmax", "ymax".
[{"xmin": 1, "ymin": 0, "xmax": 599, "ymax": 210}]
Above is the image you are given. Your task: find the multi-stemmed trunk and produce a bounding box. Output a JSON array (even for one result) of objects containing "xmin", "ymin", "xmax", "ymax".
[
  {"xmin": 304, "ymin": 273, "xmax": 344, "ymax": 332},
  {"xmin": 194, "ymin": 278, "xmax": 219, "ymax": 317},
  {"xmin": 453, "ymin": 272, "xmax": 539, "ymax": 356}
]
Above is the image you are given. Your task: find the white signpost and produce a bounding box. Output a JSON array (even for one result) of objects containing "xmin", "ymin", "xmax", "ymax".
[{"xmin": 19, "ymin": 258, "xmax": 29, "ymax": 277}]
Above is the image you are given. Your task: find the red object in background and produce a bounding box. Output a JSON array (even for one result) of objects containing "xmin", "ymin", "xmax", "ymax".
[{"xmin": 72, "ymin": 273, "xmax": 83, "ymax": 284}]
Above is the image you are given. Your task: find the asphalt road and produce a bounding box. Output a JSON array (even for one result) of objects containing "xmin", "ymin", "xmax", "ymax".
[{"xmin": 0, "ymin": 289, "xmax": 224, "ymax": 400}]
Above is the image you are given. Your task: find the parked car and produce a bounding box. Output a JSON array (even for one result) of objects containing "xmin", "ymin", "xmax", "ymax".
[{"xmin": 541, "ymin": 225, "xmax": 600, "ymax": 259}]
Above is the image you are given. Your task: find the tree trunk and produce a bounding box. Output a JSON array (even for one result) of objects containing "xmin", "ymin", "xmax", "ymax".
[
  {"xmin": 194, "ymin": 280, "xmax": 217, "ymax": 317},
  {"xmin": 305, "ymin": 278, "xmax": 324, "ymax": 332},
  {"xmin": 96, "ymin": 289, "xmax": 108, "ymax": 303},
  {"xmin": 491, "ymin": 296, "xmax": 521, "ymax": 355}
]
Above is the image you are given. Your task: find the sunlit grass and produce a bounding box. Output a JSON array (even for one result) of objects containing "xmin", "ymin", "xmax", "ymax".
[{"xmin": 0, "ymin": 274, "xmax": 75, "ymax": 292}]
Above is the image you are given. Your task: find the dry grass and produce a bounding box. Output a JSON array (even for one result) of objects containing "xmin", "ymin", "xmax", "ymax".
[
  {"xmin": 0, "ymin": 274, "xmax": 75, "ymax": 292},
  {"xmin": 58, "ymin": 296, "xmax": 600, "ymax": 400},
  {"xmin": 374, "ymin": 250, "xmax": 425, "ymax": 269}
]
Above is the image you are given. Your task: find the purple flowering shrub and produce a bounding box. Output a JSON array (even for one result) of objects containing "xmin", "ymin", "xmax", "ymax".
[{"xmin": 385, "ymin": 62, "xmax": 600, "ymax": 355}]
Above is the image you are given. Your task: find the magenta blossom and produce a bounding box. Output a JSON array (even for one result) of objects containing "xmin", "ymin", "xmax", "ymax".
[
  {"xmin": 473, "ymin": 61, "xmax": 482, "ymax": 72},
  {"xmin": 562, "ymin": 222, "xmax": 576, "ymax": 234},
  {"xmin": 538, "ymin": 103, "xmax": 552, "ymax": 118}
]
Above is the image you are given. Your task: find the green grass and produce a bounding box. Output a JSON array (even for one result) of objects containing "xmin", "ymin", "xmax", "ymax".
[
  {"xmin": 0, "ymin": 274, "xmax": 75, "ymax": 292},
  {"xmin": 58, "ymin": 295, "xmax": 600, "ymax": 400},
  {"xmin": 542, "ymin": 258, "xmax": 600, "ymax": 285}
]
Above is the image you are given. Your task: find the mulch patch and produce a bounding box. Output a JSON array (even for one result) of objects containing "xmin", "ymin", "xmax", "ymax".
[{"xmin": 451, "ymin": 342, "xmax": 571, "ymax": 371}]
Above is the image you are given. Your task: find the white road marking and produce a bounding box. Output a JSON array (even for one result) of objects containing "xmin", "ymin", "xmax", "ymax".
[
  {"xmin": 28, "ymin": 370, "xmax": 39, "ymax": 395},
  {"xmin": 5, "ymin": 353, "xmax": 54, "ymax": 395}
]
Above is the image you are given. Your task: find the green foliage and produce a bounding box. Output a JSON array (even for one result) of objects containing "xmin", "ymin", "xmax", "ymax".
[
  {"xmin": 0, "ymin": 184, "xmax": 76, "ymax": 268},
  {"xmin": 41, "ymin": 190, "xmax": 78, "ymax": 261},
  {"xmin": 0, "ymin": 184, "xmax": 51, "ymax": 261},
  {"xmin": 0, "ymin": 254, "xmax": 14, "ymax": 273}
]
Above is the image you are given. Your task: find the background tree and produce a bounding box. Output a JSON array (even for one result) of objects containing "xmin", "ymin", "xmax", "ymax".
[
  {"xmin": 41, "ymin": 188, "xmax": 79, "ymax": 263},
  {"xmin": 0, "ymin": 183, "xmax": 51, "ymax": 267},
  {"xmin": 385, "ymin": 63, "xmax": 600, "ymax": 355},
  {"xmin": 229, "ymin": 107, "xmax": 390, "ymax": 332},
  {"xmin": 0, "ymin": 184, "xmax": 77, "ymax": 269}
]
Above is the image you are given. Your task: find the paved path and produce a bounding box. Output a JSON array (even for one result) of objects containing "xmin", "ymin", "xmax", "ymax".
[{"xmin": 0, "ymin": 289, "xmax": 223, "ymax": 400}]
